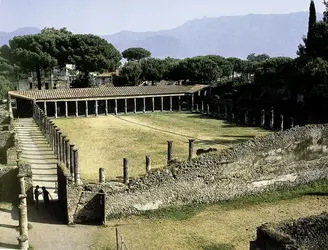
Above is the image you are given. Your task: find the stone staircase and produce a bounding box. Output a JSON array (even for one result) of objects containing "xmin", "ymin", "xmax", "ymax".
[{"xmin": 15, "ymin": 118, "xmax": 58, "ymax": 201}]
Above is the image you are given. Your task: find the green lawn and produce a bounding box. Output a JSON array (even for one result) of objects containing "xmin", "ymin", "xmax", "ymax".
[{"xmin": 53, "ymin": 112, "xmax": 269, "ymax": 182}]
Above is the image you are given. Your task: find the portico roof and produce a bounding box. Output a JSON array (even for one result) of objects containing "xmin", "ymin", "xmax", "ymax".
[{"xmin": 9, "ymin": 85, "xmax": 209, "ymax": 101}]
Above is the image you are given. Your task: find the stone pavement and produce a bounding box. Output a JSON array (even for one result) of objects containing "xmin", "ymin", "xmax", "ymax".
[{"xmin": 15, "ymin": 118, "xmax": 58, "ymax": 201}]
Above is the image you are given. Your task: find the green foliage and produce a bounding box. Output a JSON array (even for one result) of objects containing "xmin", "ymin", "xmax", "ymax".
[
  {"xmin": 69, "ymin": 34, "xmax": 121, "ymax": 77},
  {"xmin": 140, "ymin": 58, "xmax": 166, "ymax": 82},
  {"xmin": 119, "ymin": 61, "xmax": 143, "ymax": 85},
  {"xmin": 10, "ymin": 34, "xmax": 57, "ymax": 89},
  {"xmin": 305, "ymin": 21, "xmax": 328, "ymax": 60},
  {"xmin": 122, "ymin": 47, "xmax": 151, "ymax": 61},
  {"xmin": 324, "ymin": 0, "xmax": 328, "ymax": 23},
  {"xmin": 8, "ymin": 27, "xmax": 121, "ymax": 89},
  {"xmin": 0, "ymin": 75, "xmax": 14, "ymax": 99}
]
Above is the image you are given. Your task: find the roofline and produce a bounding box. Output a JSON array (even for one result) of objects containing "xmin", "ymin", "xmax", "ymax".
[{"xmin": 8, "ymin": 91, "xmax": 35, "ymax": 101}]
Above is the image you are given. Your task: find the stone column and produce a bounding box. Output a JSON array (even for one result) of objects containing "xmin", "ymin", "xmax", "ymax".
[
  {"xmin": 152, "ymin": 97, "xmax": 155, "ymax": 112},
  {"xmin": 7, "ymin": 94, "xmax": 13, "ymax": 118},
  {"xmin": 224, "ymin": 104, "xmax": 228, "ymax": 119},
  {"xmin": 95, "ymin": 100, "xmax": 99, "ymax": 116},
  {"xmin": 115, "ymin": 99, "xmax": 118, "ymax": 115},
  {"xmin": 17, "ymin": 173, "xmax": 29, "ymax": 250},
  {"xmin": 196, "ymin": 104, "xmax": 199, "ymax": 112},
  {"xmin": 75, "ymin": 101, "xmax": 78, "ymax": 117},
  {"xmin": 99, "ymin": 168, "xmax": 105, "ymax": 184},
  {"xmin": 178, "ymin": 96, "xmax": 181, "ymax": 111},
  {"xmin": 65, "ymin": 101, "xmax": 68, "ymax": 117},
  {"xmin": 124, "ymin": 99, "xmax": 127, "ymax": 114},
  {"xmin": 58, "ymin": 131, "xmax": 62, "ymax": 162},
  {"xmin": 291, "ymin": 117, "xmax": 294, "ymax": 128},
  {"xmin": 270, "ymin": 106, "xmax": 274, "ymax": 129},
  {"xmin": 231, "ymin": 113, "xmax": 235, "ymax": 121},
  {"xmin": 55, "ymin": 128, "xmax": 60, "ymax": 156},
  {"xmin": 280, "ymin": 114, "xmax": 284, "ymax": 131},
  {"xmin": 167, "ymin": 141, "xmax": 173, "ymax": 165},
  {"xmin": 143, "ymin": 98, "xmax": 146, "ymax": 113},
  {"xmin": 161, "ymin": 96, "xmax": 164, "ymax": 112},
  {"xmin": 65, "ymin": 138, "xmax": 70, "ymax": 171},
  {"xmin": 244, "ymin": 110, "xmax": 249, "ymax": 125},
  {"xmin": 73, "ymin": 148, "xmax": 81, "ymax": 185},
  {"xmin": 44, "ymin": 101, "xmax": 47, "ymax": 116},
  {"xmin": 62, "ymin": 135, "xmax": 67, "ymax": 164},
  {"xmin": 105, "ymin": 100, "xmax": 108, "ymax": 116},
  {"xmin": 146, "ymin": 155, "xmax": 151, "ymax": 175},
  {"xmin": 217, "ymin": 104, "xmax": 220, "ymax": 116},
  {"xmin": 123, "ymin": 158, "xmax": 129, "ymax": 184},
  {"xmin": 134, "ymin": 98, "xmax": 137, "ymax": 113},
  {"xmin": 169, "ymin": 96, "xmax": 172, "ymax": 111},
  {"xmin": 207, "ymin": 104, "xmax": 210, "ymax": 115},
  {"xmin": 191, "ymin": 94, "xmax": 194, "ymax": 112},
  {"xmin": 188, "ymin": 139, "xmax": 195, "ymax": 160},
  {"xmin": 201, "ymin": 101, "xmax": 204, "ymax": 114},
  {"xmin": 54, "ymin": 101, "xmax": 58, "ymax": 118},
  {"xmin": 85, "ymin": 100, "xmax": 88, "ymax": 117},
  {"xmin": 261, "ymin": 109, "xmax": 265, "ymax": 127},
  {"xmin": 69, "ymin": 144, "xmax": 75, "ymax": 177}
]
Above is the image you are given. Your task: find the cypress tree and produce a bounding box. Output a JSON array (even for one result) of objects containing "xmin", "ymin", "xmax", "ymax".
[{"xmin": 308, "ymin": 0, "xmax": 316, "ymax": 36}]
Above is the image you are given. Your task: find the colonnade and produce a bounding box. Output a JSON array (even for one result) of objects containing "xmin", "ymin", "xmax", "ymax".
[{"xmin": 38, "ymin": 94, "xmax": 198, "ymax": 118}]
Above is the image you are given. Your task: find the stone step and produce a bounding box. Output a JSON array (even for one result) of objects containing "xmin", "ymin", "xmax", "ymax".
[{"xmin": 22, "ymin": 154, "xmax": 57, "ymax": 160}]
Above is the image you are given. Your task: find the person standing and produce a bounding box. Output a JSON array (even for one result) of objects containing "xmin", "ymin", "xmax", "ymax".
[
  {"xmin": 42, "ymin": 186, "xmax": 53, "ymax": 208},
  {"xmin": 34, "ymin": 185, "xmax": 41, "ymax": 209}
]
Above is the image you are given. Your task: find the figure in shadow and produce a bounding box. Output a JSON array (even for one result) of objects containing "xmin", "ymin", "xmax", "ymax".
[
  {"xmin": 42, "ymin": 186, "xmax": 53, "ymax": 208},
  {"xmin": 34, "ymin": 185, "xmax": 41, "ymax": 210}
]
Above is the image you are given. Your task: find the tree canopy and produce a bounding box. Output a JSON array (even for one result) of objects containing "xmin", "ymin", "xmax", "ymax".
[
  {"xmin": 122, "ymin": 47, "xmax": 151, "ymax": 61},
  {"xmin": 8, "ymin": 28, "xmax": 122, "ymax": 89}
]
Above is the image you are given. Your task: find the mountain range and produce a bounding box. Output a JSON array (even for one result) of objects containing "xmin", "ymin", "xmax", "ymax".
[{"xmin": 0, "ymin": 12, "xmax": 323, "ymax": 59}]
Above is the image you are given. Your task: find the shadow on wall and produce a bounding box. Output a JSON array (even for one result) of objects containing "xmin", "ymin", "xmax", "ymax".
[
  {"xmin": 0, "ymin": 167, "xmax": 19, "ymax": 204},
  {"xmin": 0, "ymin": 132, "xmax": 15, "ymax": 165},
  {"xmin": 73, "ymin": 190, "xmax": 105, "ymax": 225}
]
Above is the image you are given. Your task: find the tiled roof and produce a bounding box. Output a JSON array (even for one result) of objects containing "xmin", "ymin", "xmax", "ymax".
[{"xmin": 9, "ymin": 85, "xmax": 209, "ymax": 101}]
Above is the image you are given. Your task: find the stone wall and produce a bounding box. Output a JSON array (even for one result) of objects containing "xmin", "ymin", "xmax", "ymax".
[
  {"xmin": 67, "ymin": 124, "xmax": 328, "ymax": 223},
  {"xmin": 0, "ymin": 165, "xmax": 19, "ymax": 202},
  {"xmin": 251, "ymin": 212, "xmax": 328, "ymax": 249},
  {"xmin": 57, "ymin": 163, "xmax": 70, "ymax": 223},
  {"xmin": 0, "ymin": 132, "xmax": 14, "ymax": 164}
]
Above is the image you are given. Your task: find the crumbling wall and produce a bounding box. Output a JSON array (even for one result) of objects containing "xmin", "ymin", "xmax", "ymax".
[
  {"xmin": 252, "ymin": 212, "xmax": 328, "ymax": 250},
  {"xmin": 67, "ymin": 124, "xmax": 328, "ymax": 223}
]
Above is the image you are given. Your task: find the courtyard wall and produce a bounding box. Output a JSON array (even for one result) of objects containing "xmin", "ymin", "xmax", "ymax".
[{"xmin": 66, "ymin": 124, "xmax": 328, "ymax": 223}]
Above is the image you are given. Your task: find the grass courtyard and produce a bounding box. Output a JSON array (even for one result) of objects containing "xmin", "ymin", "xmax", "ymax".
[
  {"xmin": 53, "ymin": 112, "xmax": 269, "ymax": 182},
  {"xmin": 90, "ymin": 180, "xmax": 328, "ymax": 250}
]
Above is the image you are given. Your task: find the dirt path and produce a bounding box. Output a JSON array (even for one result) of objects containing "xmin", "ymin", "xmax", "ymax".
[
  {"xmin": 1, "ymin": 195, "xmax": 327, "ymax": 250},
  {"xmin": 0, "ymin": 202, "xmax": 100, "ymax": 250}
]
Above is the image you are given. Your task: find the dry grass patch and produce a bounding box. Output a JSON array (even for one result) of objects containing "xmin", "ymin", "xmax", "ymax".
[
  {"xmin": 90, "ymin": 178, "xmax": 328, "ymax": 250},
  {"xmin": 90, "ymin": 196, "xmax": 328, "ymax": 250},
  {"xmin": 53, "ymin": 112, "xmax": 268, "ymax": 182}
]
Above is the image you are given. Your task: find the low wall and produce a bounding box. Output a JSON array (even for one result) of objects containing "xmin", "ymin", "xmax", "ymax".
[
  {"xmin": 67, "ymin": 124, "xmax": 328, "ymax": 223},
  {"xmin": 251, "ymin": 212, "xmax": 328, "ymax": 249}
]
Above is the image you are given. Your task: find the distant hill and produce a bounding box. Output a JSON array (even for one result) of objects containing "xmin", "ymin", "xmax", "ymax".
[
  {"xmin": 0, "ymin": 27, "xmax": 40, "ymax": 45},
  {"xmin": 103, "ymin": 12, "xmax": 324, "ymax": 59},
  {"xmin": 0, "ymin": 12, "xmax": 323, "ymax": 59}
]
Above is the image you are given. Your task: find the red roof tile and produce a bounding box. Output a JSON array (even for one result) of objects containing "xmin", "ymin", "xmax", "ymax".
[{"xmin": 9, "ymin": 85, "xmax": 209, "ymax": 101}]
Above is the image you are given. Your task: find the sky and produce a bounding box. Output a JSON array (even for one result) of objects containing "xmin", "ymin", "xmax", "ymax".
[{"xmin": 0, "ymin": 0, "xmax": 326, "ymax": 34}]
